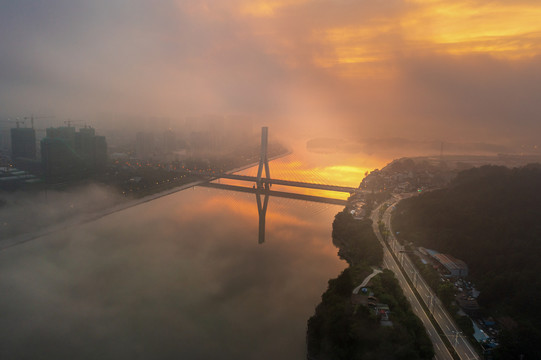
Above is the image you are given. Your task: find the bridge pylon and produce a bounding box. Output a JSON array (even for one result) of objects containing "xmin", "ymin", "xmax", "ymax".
[{"xmin": 256, "ymin": 126, "xmax": 271, "ymax": 189}]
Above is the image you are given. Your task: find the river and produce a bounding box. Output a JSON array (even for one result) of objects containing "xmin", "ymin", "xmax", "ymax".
[{"xmin": 0, "ymin": 145, "xmax": 386, "ymax": 359}]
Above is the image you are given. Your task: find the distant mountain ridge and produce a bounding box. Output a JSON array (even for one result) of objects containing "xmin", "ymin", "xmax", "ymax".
[{"xmin": 306, "ymin": 137, "xmax": 535, "ymax": 157}]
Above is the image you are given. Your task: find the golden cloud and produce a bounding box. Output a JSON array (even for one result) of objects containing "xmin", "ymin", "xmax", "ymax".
[
  {"xmin": 239, "ymin": 0, "xmax": 311, "ymax": 17},
  {"xmin": 256, "ymin": 0, "xmax": 541, "ymax": 76}
]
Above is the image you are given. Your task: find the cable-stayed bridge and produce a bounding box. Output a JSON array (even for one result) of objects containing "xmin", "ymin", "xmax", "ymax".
[
  {"xmin": 183, "ymin": 126, "xmax": 357, "ymax": 197},
  {"xmin": 185, "ymin": 127, "xmax": 359, "ymax": 244}
]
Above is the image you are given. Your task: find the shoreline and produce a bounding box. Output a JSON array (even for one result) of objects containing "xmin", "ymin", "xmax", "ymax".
[{"xmin": 0, "ymin": 151, "xmax": 292, "ymax": 250}]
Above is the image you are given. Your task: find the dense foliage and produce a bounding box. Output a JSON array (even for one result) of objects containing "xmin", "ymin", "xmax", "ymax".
[
  {"xmin": 307, "ymin": 210, "xmax": 433, "ymax": 359},
  {"xmin": 392, "ymin": 164, "xmax": 541, "ymax": 359},
  {"xmin": 307, "ymin": 269, "xmax": 434, "ymax": 360},
  {"xmin": 331, "ymin": 210, "xmax": 383, "ymax": 267}
]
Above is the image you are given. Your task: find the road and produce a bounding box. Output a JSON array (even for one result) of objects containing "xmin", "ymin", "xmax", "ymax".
[
  {"xmin": 371, "ymin": 204, "xmax": 453, "ymax": 360},
  {"xmin": 379, "ymin": 200, "xmax": 480, "ymax": 360}
]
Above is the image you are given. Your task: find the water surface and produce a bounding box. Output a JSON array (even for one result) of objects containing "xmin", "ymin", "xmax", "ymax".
[{"xmin": 0, "ymin": 149, "xmax": 385, "ymax": 359}]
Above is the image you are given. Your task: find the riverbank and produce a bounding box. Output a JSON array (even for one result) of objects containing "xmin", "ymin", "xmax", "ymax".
[{"xmin": 0, "ymin": 150, "xmax": 292, "ymax": 250}]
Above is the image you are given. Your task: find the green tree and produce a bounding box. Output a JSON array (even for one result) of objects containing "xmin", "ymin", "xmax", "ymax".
[{"xmin": 437, "ymin": 282, "xmax": 456, "ymax": 308}]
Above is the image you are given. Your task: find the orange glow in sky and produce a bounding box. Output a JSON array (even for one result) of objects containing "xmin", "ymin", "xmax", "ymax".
[
  {"xmin": 3, "ymin": 0, "xmax": 541, "ymax": 145},
  {"xmin": 304, "ymin": 0, "xmax": 541, "ymax": 77}
]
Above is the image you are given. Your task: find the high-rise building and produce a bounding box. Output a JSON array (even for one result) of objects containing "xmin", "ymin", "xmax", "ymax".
[
  {"xmin": 11, "ymin": 127, "xmax": 36, "ymax": 159},
  {"xmin": 41, "ymin": 126, "xmax": 107, "ymax": 180},
  {"xmin": 75, "ymin": 127, "xmax": 107, "ymax": 169}
]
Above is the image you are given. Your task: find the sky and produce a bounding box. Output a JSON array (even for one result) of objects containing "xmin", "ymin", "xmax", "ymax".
[{"xmin": 1, "ymin": 0, "xmax": 541, "ymax": 145}]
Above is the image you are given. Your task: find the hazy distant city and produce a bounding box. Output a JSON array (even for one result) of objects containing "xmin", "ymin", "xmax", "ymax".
[{"xmin": 1, "ymin": 115, "xmax": 264, "ymax": 186}]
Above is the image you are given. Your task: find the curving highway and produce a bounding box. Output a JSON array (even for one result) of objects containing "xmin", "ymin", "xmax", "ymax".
[
  {"xmin": 371, "ymin": 203, "xmax": 453, "ymax": 360},
  {"xmin": 375, "ymin": 198, "xmax": 480, "ymax": 360}
]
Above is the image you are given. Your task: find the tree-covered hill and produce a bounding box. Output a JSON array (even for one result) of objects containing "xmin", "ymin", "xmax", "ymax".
[
  {"xmin": 307, "ymin": 269, "xmax": 434, "ymax": 360},
  {"xmin": 307, "ymin": 210, "xmax": 433, "ymax": 360},
  {"xmin": 392, "ymin": 164, "xmax": 541, "ymax": 359},
  {"xmin": 331, "ymin": 210, "xmax": 383, "ymax": 267}
]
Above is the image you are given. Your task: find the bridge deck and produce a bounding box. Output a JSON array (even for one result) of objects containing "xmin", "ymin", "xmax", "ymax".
[
  {"xmin": 182, "ymin": 171, "xmax": 357, "ymax": 193},
  {"xmin": 200, "ymin": 183, "xmax": 348, "ymax": 206}
]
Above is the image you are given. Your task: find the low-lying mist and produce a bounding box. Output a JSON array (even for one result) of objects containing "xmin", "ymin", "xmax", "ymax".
[{"xmin": 0, "ymin": 183, "xmax": 124, "ymax": 245}]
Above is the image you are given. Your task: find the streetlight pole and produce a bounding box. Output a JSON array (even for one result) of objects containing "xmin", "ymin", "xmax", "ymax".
[{"xmin": 452, "ymin": 331, "xmax": 463, "ymax": 346}]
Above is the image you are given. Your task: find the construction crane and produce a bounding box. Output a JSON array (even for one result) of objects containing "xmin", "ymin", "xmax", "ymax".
[
  {"xmin": 64, "ymin": 119, "xmax": 84, "ymax": 128},
  {"xmin": 0, "ymin": 118, "xmax": 26, "ymax": 128},
  {"xmin": 23, "ymin": 115, "xmax": 55, "ymax": 129}
]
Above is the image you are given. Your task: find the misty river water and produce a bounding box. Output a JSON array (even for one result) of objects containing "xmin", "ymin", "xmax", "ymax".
[{"xmin": 0, "ymin": 146, "xmax": 385, "ymax": 360}]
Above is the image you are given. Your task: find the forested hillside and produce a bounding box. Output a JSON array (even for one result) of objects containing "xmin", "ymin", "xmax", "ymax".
[
  {"xmin": 307, "ymin": 210, "xmax": 433, "ymax": 360},
  {"xmin": 393, "ymin": 164, "xmax": 541, "ymax": 359}
]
